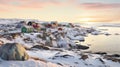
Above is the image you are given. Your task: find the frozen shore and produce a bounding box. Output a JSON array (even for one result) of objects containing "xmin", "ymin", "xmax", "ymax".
[{"xmin": 0, "ymin": 19, "xmax": 120, "ymax": 67}]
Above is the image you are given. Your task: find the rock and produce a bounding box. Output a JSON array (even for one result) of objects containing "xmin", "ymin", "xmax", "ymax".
[
  {"xmin": 54, "ymin": 54, "xmax": 74, "ymax": 58},
  {"xmin": 104, "ymin": 54, "xmax": 120, "ymax": 58},
  {"xmin": 76, "ymin": 45, "xmax": 89, "ymax": 50},
  {"xmin": 0, "ymin": 43, "xmax": 29, "ymax": 61},
  {"xmin": 104, "ymin": 32, "xmax": 111, "ymax": 36},
  {"xmin": 94, "ymin": 52, "xmax": 107, "ymax": 55},
  {"xmin": 61, "ymin": 54, "xmax": 74, "ymax": 58},
  {"xmin": 31, "ymin": 45, "xmax": 50, "ymax": 50},
  {"xmin": 57, "ymin": 63, "xmax": 63, "ymax": 66},
  {"xmin": 104, "ymin": 55, "xmax": 120, "ymax": 62},
  {"xmin": 52, "ymin": 52, "xmax": 74, "ymax": 59},
  {"xmin": 81, "ymin": 55, "xmax": 88, "ymax": 60},
  {"xmin": 91, "ymin": 31, "xmax": 100, "ymax": 35},
  {"xmin": 86, "ymin": 28, "xmax": 96, "ymax": 33},
  {"xmin": 111, "ymin": 54, "xmax": 120, "ymax": 57},
  {"xmin": 115, "ymin": 33, "xmax": 120, "ymax": 35},
  {"xmin": 96, "ymin": 58, "xmax": 105, "ymax": 64}
]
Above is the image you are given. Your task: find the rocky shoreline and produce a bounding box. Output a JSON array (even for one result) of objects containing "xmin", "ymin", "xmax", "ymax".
[{"xmin": 0, "ymin": 19, "xmax": 120, "ymax": 67}]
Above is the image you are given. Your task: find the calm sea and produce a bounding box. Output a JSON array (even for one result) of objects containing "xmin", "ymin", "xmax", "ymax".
[{"xmin": 80, "ymin": 22, "xmax": 120, "ymax": 54}]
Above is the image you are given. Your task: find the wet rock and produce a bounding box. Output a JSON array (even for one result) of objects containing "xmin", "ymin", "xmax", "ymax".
[
  {"xmin": 104, "ymin": 32, "xmax": 111, "ymax": 36},
  {"xmin": 104, "ymin": 55, "xmax": 120, "ymax": 62},
  {"xmin": 104, "ymin": 54, "xmax": 120, "ymax": 57},
  {"xmin": 31, "ymin": 45, "xmax": 50, "ymax": 50},
  {"xmin": 0, "ymin": 43, "xmax": 29, "ymax": 61},
  {"xmin": 76, "ymin": 45, "xmax": 89, "ymax": 50},
  {"xmin": 94, "ymin": 52, "xmax": 107, "ymax": 55}
]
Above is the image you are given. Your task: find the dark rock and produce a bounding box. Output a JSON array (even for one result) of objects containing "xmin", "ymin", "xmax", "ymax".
[
  {"xmin": 96, "ymin": 58, "xmax": 105, "ymax": 64},
  {"xmin": 62, "ymin": 55, "xmax": 74, "ymax": 58},
  {"xmin": 81, "ymin": 55, "xmax": 88, "ymax": 60},
  {"xmin": 111, "ymin": 54, "xmax": 120, "ymax": 57},
  {"xmin": 104, "ymin": 55, "xmax": 120, "ymax": 62},
  {"xmin": 0, "ymin": 43, "xmax": 29, "ymax": 61},
  {"xmin": 76, "ymin": 45, "xmax": 89, "ymax": 50},
  {"xmin": 104, "ymin": 54, "xmax": 120, "ymax": 58},
  {"xmin": 54, "ymin": 54, "xmax": 74, "ymax": 58},
  {"xmin": 57, "ymin": 63, "xmax": 63, "ymax": 66},
  {"xmin": 31, "ymin": 45, "xmax": 50, "ymax": 50},
  {"xmin": 79, "ymin": 39, "xmax": 85, "ymax": 42},
  {"xmin": 104, "ymin": 33, "xmax": 111, "ymax": 36},
  {"xmin": 94, "ymin": 52, "xmax": 107, "ymax": 55}
]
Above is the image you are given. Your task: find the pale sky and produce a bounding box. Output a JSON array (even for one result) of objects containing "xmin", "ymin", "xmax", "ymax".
[{"xmin": 0, "ymin": 0, "xmax": 120, "ymax": 23}]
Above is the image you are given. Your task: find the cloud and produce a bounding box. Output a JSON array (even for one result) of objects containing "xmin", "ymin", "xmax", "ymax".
[
  {"xmin": 0, "ymin": 0, "xmax": 68, "ymax": 8},
  {"xmin": 0, "ymin": 4, "xmax": 14, "ymax": 12},
  {"xmin": 80, "ymin": 3, "xmax": 120, "ymax": 9}
]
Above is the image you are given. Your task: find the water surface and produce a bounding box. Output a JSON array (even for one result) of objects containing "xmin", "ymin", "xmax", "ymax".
[{"xmin": 81, "ymin": 23, "xmax": 120, "ymax": 54}]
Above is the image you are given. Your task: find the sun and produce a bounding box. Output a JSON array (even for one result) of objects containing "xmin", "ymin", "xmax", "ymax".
[{"xmin": 80, "ymin": 18, "xmax": 92, "ymax": 22}]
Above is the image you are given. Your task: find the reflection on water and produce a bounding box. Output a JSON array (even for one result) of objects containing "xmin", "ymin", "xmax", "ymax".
[{"xmin": 82, "ymin": 27, "xmax": 120, "ymax": 54}]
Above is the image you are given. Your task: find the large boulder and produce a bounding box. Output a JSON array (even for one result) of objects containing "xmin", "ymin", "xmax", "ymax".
[{"xmin": 0, "ymin": 43, "xmax": 29, "ymax": 61}]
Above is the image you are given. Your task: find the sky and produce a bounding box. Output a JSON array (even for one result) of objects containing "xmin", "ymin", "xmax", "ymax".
[{"xmin": 0, "ymin": 0, "xmax": 120, "ymax": 23}]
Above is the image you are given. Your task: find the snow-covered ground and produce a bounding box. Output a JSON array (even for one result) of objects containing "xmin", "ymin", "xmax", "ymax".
[
  {"xmin": 0, "ymin": 19, "xmax": 120, "ymax": 67},
  {"xmin": 0, "ymin": 48, "xmax": 120, "ymax": 67},
  {"xmin": 27, "ymin": 49, "xmax": 120, "ymax": 67}
]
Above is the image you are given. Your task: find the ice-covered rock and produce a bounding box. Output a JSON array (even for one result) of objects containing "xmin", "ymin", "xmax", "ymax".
[
  {"xmin": 104, "ymin": 32, "xmax": 111, "ymax": 36},
  {"xmin": 0, "ymin": 43, "xmax": 29, "ymax": 61},
  {"xmin": 91, "ymin": 31, "xmax": 100, "ymax": 35}
]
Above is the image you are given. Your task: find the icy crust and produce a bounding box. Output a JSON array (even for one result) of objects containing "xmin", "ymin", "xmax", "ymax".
[
  {"xmin": 0, "ymin": 59, "xmax": 62, "ymax": 67},
  {"xmin": 27, "ymin": 49, "xmax": 120, "ymax": 67}
]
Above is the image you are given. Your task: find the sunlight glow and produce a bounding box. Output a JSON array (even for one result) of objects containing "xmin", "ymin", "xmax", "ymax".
[{"xmin": 80, "ymin": 18, "xmax": 92, "ymax": 22}]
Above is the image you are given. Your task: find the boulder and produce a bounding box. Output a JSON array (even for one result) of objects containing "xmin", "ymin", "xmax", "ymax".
[{"xmin": 0, "ymin": 43, "xmax": 29, "ymax": 61}]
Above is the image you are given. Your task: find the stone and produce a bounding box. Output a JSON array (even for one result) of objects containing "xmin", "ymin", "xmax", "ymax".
[
  {"xmin": 76, "ymin": 45, "xmax": 89, "ymax": 50},
  {"xmin": 81, "ymin": 55, "xmax": 88, "ymax": 60},
  {"xmin": 0, "ymin": 43, "xmax": 29, "ymax": 61},
  {"xmin": 94, "ymin": 52, "xmax": 107, "ymax": 55}
]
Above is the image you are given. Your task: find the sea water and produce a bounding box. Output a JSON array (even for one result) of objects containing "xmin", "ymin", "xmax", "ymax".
[{"xmin": 81, "ymin": 22, "xmax": 120, "ymax": 54}]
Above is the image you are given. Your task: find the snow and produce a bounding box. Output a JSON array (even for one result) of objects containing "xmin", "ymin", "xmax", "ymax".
[
  {"xmin": 0, "ymin": 59, "xmax": 62, "ymax": 67},
  {"xmin": 27, "ymin": 49, "xmax": 120, "ymax": 67},
  {"xmin": 0, "ymin": 19, "xmax": 120, "ymax": 67}
]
